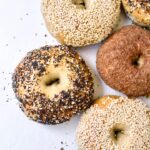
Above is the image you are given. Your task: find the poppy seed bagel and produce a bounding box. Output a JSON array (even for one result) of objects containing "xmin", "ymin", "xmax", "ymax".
[{"xmin": 12, "ymin": 45, "xmax": 94, "ymax": 124}]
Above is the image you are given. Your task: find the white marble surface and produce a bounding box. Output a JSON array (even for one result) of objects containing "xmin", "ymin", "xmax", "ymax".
[{"xmin": 0, "ymin": 0, "xmax": 149, "ymax": 150}]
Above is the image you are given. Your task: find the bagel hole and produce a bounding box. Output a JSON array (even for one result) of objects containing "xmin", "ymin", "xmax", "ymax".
[
  {"xmin": 72, "ymin": 0, "xmax": 86, "ymax": 9},
  {"xmin": 110, "ymin": 123, "xmax": 128, "ymax": 144},
  {"xmin": 113, "ymin": 129, "xmax": 123, "ymax": 140},
  {"xmin": 132, "ymin": 54, "xmax": 144, "ymax": 68},
  {"xmin": 45, "ymin": 78, "xmax": 60, "ymax": 86}
]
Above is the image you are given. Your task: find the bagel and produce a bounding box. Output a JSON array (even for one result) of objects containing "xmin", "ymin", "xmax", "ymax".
[
  {"xmin": 12, "ymin": 45, "xmax": 94, "ymax": 124},
  {"xmin": 95, "ymin": 95, "xmax": 119, "ymax": 109},
  {"xmin": 122, "ymin": 0, "xmax": 150, "ymax": 27},
  {"xmin": 41, "ymin": 0, "xmax": 121, "ymax": 47},
  {"xmin": 96, "ymin": 25, "xmax": 150, "ymax": 97},
  {"xmin": 76, "ymin": 96, "xmax": 150, "ymax": 150}
]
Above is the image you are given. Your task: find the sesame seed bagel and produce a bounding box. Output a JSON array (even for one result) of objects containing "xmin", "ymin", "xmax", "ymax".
[
  {"xmin": 12, "ymin": 45, "xmax": 94, "ymax": 124},
  {"xmin": 122, "ymin": 0, "xmax": 150, "ymax": 27},
  {"xmin": 76, "ymin": 96, "xmax": 150, "ymax": 150},
  {"xmin": 41, "ymin": 0, "xmax": 121, "ymax": 47},
  {"xmin": 97, "ymin": 25, "xmax": 150, "ymax": 97}
]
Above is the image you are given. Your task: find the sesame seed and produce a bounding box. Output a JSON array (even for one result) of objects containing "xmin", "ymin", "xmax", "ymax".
[
  {"xmin": 77, "ymin": 97, "xmax": 150, "ymax": 150},
  {"xmin": 42, "ymin": 0, "xmax": 121, "ymax": 46}
]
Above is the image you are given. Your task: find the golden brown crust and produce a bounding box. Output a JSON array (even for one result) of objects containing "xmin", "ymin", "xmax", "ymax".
[
  {"xmin": 41, "ymin": 0, "xmax": 121, "ymax": 47},
  {"xmin": 96, "ymin": 25, "xmax": 150, "ymax": 97},
  {"xmin": 12, "ymin": 45, "xmax": 94, "ymax": 124},
  {"xmin": 122, "ymin": 0, "xmax": 150, "ymax": 26},
  {"xmin": 94, "ymin": 95, "xmax": 119, "ymax": 109}
]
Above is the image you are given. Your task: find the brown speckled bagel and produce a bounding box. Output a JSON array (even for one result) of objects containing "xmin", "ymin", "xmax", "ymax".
[
  {"xmin": 12, "ymin": 45, "xmax": 94, "ymax": 124},
  {"xmin": 77, "ymin": 96, "xmax": 150, "ymax": 150},
  {"xmin": 41, "ymin": 0, "xmax": 121, "ymax": 47},
  {"xmin": 122, "ymin": 0, "xmax": 150, "ymax": 27},
  {"xmin": 97, "ymin": 25, "xmax": 150, "ymax": 97}
]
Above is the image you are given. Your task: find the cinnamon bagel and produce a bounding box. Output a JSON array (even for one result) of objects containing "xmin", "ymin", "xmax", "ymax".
[{"xmin": 97, "ymin": 25, "xmax": 150, "ymax": 97}]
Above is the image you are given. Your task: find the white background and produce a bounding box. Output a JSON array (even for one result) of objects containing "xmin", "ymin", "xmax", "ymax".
[{"xmin": 0, "ymin": 0, "xmax": 149, "ymax": 150}]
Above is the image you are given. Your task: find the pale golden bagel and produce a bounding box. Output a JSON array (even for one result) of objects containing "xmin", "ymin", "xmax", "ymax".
[
  {"xmin": 77, "ymin": 96, "xmax": 150, "ymax": 150},
  {"xmin": 41, "ymin": 0, "xmax": 121, "ymax": 47}
]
